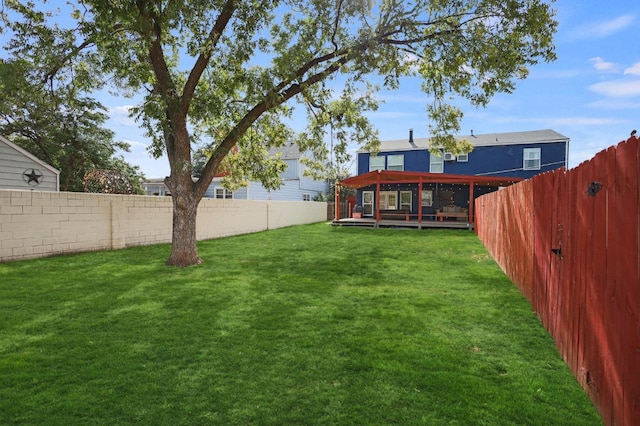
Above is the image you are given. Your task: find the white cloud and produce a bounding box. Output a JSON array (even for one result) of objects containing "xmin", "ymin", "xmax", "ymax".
[
  {"xmin": 110, "ymin": 105, "xmax": 134, "ymax": 114},
  {"xmin": 624, "ymin": 62, "xmax": 640, "ymax": 76},
  {"xmin": 586, "ymin": 99, "xmax": 640, "ymax": 110},
  {"xmin": 108, "ymin": 105, "xmax": 138, "ymax": 126},
  {"xmin": 571, "ymin": 14, "xmax": 635, "ymax": 39},
  {"xmin": 120, "ymin": 138, "xmax": 148, "ymax": 149},
  {"xmin": 116, "ymin": 139, "xmax": 170, "ymax": 178},
  {"xmin": 589, "ymin": 79, "xmax": 640, "ymax": 98},
  {"xmin": 477, "ymin": 114, "xmax": 626, "ymax": 127},
  {"xmin": 530, "ymin": 68, "xmax": 583, "ymax": 79},
  {"xmin": 542, "ymin": 116, "xmax": 627, "ymax": 127},
  {"xmin": 401, "ymin": 52, "xmax": 420, "ymax": 73},
  {"xmin": 589, "ymin": 57, "xmax": 619, "ymax": 74},
  {"xmin": 366, "ymin": 111, "xmax": 423, "ymax": 119}
]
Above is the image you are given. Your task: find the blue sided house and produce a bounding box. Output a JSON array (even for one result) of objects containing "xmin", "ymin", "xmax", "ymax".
[{"xmin": 335, "ymin": 129, "xmax": 569, "ymax": 228}]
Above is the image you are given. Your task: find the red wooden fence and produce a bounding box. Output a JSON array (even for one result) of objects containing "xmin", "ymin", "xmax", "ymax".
[{"xmin": 475, "ymin": 137, "xmax": 640, "ymax": 425}]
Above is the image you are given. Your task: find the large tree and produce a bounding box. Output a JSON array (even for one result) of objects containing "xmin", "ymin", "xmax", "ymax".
[{"xmin": 1, "ymin": 0, "xmax": 557, "ymax": 266}]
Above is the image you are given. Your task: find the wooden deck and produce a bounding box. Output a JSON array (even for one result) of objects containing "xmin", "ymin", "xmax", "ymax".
[{"xmin": 332, "ymin": 217, "xmax": 474, "ymax": 230}]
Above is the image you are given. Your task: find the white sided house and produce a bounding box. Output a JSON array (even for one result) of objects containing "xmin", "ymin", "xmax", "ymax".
[
  {"xmin": 143, "ymin": 144, "xmax": 328, "ymax": 201},
  {"xmin": 0, "ymin": 135, "xmax": 60, "ymax": 191},
  {"xmin": 205, "ymin": 144, "xmax": 328, "ymax": 201}
]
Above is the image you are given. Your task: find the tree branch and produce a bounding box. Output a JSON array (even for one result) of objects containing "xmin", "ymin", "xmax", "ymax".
[
  {"xmin": 195, "ymin": 55, "xmax": 349, "ymax": 197},
  {"xmin": 181, "ymin": 0, "xmax": 236, "ymax": 116},
  {"xmin": 135, "ymin": 0, "xmax": 183, "ymax": 168},
  {"xmin": 42, "ymin": 38, "xmax": 95, "ymax": 85},
  {"xmin": 331, "ymin": 0, "xmax": 344, "ymax": 51}
]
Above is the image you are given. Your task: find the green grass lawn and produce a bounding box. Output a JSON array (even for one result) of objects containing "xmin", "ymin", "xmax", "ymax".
[{"xmin": 0, "ymin": 223, "xmax": 600, "ymax": 425}]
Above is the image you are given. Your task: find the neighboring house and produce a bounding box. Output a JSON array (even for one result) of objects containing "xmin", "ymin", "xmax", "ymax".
[
  {"xmin": 205, "ymin": 144, "xmax": 327, "ymax": 201},
  {"xmin": 0, "ymin": 135, "xmax": 60, "ymax": 192},
  {"xmin": 143, "ymin": 144, "xmax": 328, "ymax": 201},
  {"xmin": 142, "ymin": 178, "xmax": 171, "ymax": 196},
  {"xmin": 337, "ymin": 129, "xmax": 569, "ymax": 225},
  {"xmin": 358, "ymin": 129, "xmax": 569, "ymax": 178}
]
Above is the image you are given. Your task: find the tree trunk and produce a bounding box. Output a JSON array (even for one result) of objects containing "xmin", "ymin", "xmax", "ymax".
[{"xmin": 166, "ymin": 189, "xmax": 202, "ymax": 267}]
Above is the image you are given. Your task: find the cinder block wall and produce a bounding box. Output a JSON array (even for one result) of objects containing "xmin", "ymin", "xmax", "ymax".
[{"xmin": 0, "ymin": 190, "xmax": 327, "ymax": 263}]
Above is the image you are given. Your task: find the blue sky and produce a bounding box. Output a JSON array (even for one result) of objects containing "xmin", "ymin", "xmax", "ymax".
[{"xmin": 29, "ymin": 1, "xmax": 640, "ymax": 178}]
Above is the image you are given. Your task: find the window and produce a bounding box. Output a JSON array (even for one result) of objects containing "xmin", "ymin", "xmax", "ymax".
[
  {"xmin": 430, "ymin": 153, "xmax": 443, "ymax": 173},
  {"xmin": 369, "ymin": 156, "xmax": 385, "ymax": 171},
  {"xmin": 215, "ymin": 188, "xmax": 233, "ymax": 199},
  {"xmin": 387, "ymin": 155, "xmax": 404, "ymax": 171},
  {"xmin": 380, "ymin": 191, "xmax": 398, "ymax": 210},
  {"xmin": 362, "ymin": 191, "xmax": 374, "ymax": 216},
  {"xmin": 400, "ymin": 191, "xmax": 412, "ymax": 211},
  {"xmin": 421, "ymin": 190, "xmax": 433, "ymax": 207},
  {"xmin": 281, "ymin": 159, "xmax": 299, "ymax": 179},
  {"xmin": 302, "ymin": 193, "xmax": 311, "ymax": 201},
  {"xmin": 457, "ymin": 153, "xmax": 469, "ymax": 162},
  {"xmin": 523, "ymin": 148, "xmax": 541, "ymax": 170}
]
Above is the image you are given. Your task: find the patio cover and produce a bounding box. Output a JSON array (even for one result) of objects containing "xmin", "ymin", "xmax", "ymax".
[
  {"xmin": 335, "ymin": 170, "xmax": 524, "ymax": 223},
  {"xmin": 339, "ymin": 170, "xmax": 523, "ymax": 189}
]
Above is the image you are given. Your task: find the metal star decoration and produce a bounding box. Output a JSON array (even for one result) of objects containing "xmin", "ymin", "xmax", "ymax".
[{"xmin": 23, "ymin": 169, "xmax": 43, "ymax": 185}]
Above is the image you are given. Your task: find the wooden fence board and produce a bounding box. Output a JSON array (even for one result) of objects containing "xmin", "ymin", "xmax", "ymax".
[
  {"xmin": 633, "ymin": 138, "xmax": 640, "ymax": 424},
  {"xmin": 550, "ymin": 169, "xmax": 567, "ymax": 349},
  {"xmin": 606, "ymin": 143, "xmax": 626, "ymax": 424},
  {"xmin": 520, "ymin": 181, "xmax": 535, "ymax": 303},
  {"xmin": 533, "ymin": 171, "xmax": 555, "ymax": 328},
  {"xmin": 602, "ymin": 145, "xmax": 621, "ymax": 425},
  {"xmin": 582, "ymin": 150, "xmax": 611, "ymax": 421},
  {"xmin": 560, "ymin": 167, "xmax": 577, "ymax": 370},
  {"xmin": 566, "ymin": 165, "xmax": 583, "ymax": 378},
  {"xmin": 504, "ymin": 181, "xmax": 534, "ymax": 302},
  {"xmin": 615, "ymin": 140, "xmax": 640, "ymax": 424},
  {"xmin": 574, "ymin": 163, "xmax": 590, "ymax": 379}
]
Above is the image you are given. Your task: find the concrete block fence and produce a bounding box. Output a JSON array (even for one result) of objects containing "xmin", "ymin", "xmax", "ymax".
[{"xmin": 0, "ymin": 190, "xmax": 327, "ymax": 263}]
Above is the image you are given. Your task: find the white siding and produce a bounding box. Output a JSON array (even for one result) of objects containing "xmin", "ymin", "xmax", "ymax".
[
  {"xmin": 246, "ymin": 179, "xmax": 327, "ymax": 201},
  {"xmin": 0, "ymin": 137, "xmax": 59, "ymax": 191},
  {"xmin": 204, "ymin": 183, "xmax": 248, "ymax": 199},
  {"xmin": 203, "ymin": 164, "xmax": 327, "ymax": 201},
  {"xmin": 201, "ymin": 145, "xmax": 328, "ymax": 201}
]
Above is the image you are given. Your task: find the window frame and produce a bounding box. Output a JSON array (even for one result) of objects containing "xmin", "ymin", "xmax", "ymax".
[
  {"xmin": 400, "ymin": 191, "xmax": 412, "ymax": 211},
  {"xmin": 362, "ymin": 191, "xmax": 374, "ymax": 216},
  {"xmin": 369, "ymin": 155, "xmax": 385, "ymax": 172},
  {"xmin": 430, "ymin": 153, "xmax": 444, "ymax": 173},
  {"xmin": 523, "ymin": 148, "xmax": 541, "ymax": 170},
  {"xmin": 380, "ymin": 191, "xmax": 398, "ymax": 210},
  {"xmin": 387, "ymin": 154, "xmax": 404, "ymax": 171},
  {"xmin": 215, "ymin": 188, "xmax": 234, "ymax": 199},
  {"xmin": 281, "ymin": 158, "xmax": 299, "ymax": 179},
  {"xmin": 421, "ymin": 190, "xmax": 433, "ymax": 207}
]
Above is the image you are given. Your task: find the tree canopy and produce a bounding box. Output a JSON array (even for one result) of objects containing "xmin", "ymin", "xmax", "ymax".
[
  {"xmin": 1, "ymin": 0, "xmax": 557, "ymax": 266},
  {"xmin": 0, "ymin": 57, "xmax": 145, "ymax": 193}
]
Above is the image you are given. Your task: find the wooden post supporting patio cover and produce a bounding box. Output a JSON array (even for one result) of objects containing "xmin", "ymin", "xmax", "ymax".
[
  {"xmin": 375, "ymin": 170, "xmax": 381, "ymax": 221},
  {"xmin": 468, "ymin": 181, "xmax": 474, "ymax": 225},
  {"xmin": 418, "ymin": 177, "xmax": 423, "ymax": 223},
  {"xmin": 335, "ymin": 184, "xmax": 341, "ymax": 220}
]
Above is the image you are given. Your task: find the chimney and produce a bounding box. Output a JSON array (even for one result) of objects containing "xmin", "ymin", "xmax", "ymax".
[{"xmin": 409, "ymin": 129, "xmax": 416, "ymax": 147}]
